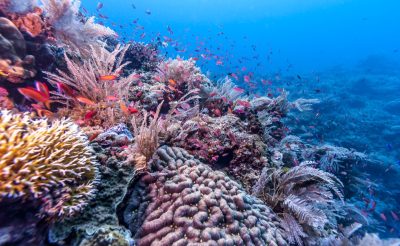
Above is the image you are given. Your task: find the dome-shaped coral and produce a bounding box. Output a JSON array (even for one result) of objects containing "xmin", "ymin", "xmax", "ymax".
[{"xmin": 0, "ymin": 110, "xmax": 99, "ymax": 219}]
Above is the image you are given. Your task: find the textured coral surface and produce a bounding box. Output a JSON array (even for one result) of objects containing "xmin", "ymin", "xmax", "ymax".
[
  {"xmin": 0, "ymin": 110, "xmax": 98, "ymax": 218},
  {"xmin": 122, "ymin": 146, "xmax": 288, "ymax": 246}
]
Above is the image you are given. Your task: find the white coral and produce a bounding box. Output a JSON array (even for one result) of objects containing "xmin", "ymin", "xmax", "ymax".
[
  {"xmin": 0, "ymin": 0, "xmax": 38, "ymax": 14},
  {"xmin": 40, "ymin": 0, "xmax": 116, "ymax": 54}
]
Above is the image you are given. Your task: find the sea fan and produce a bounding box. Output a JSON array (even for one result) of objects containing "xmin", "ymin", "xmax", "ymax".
[{"xmin": 40, "ymin": 0, "xmax": 116, "ymax": 54}]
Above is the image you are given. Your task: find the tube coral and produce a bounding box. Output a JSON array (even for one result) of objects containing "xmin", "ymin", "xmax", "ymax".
[{"xmin": 0, "ymin": 110, "xmax": 99, "ymax": 219}]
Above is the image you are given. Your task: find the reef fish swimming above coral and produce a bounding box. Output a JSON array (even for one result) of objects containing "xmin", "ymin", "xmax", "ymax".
[{"xmin": 0, "ymin": 0, "xmax": 400, "ymax": 245}]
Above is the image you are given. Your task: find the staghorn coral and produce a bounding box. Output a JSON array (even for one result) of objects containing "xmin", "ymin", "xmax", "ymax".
[
  {"xmin": 40, "ymin": 0, "xmax": 116, "ymax": 54},
  {"xmin": 0, "ymin": 17, "xmax": 36, "ymax": 83},
  {"xmin": 121, "ymin": 146, "xmax": 288, "ymax": 246},
  {"xmin": 0, "ymin": 110, "xmax": 99, "ymax": 219}
]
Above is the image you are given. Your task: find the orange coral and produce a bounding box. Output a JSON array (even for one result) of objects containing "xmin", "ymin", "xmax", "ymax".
[
  {"xmin": 9, "ymin": 7, "xmax": 44, "ymax": 37},
  {"xmin": 0, "ymin": 17, "xmax": 36, "ymax": 83}
]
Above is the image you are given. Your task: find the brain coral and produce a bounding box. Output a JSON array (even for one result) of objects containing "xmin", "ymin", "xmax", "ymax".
[
  {"xmin": 121, "ymin": 146, "xmax": 288, "ymax": 246},
  {"xmin": 0, "ymin": 110, "xmax": 99, "ymax": 219}
]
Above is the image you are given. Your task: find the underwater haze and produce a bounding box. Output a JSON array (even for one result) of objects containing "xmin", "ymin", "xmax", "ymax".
[
  {"xmin": 1, "ymin": 0, "xmax": 400, "ymax": 245},
  {"xmin": 83, "ymin": 0, "xmax": 400, "ymax": 73}
]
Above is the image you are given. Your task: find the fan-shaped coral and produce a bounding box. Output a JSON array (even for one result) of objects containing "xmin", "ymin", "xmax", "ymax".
[{"xmin": 0, "ymin": 110, "xmax": 99, "ymax": 219}]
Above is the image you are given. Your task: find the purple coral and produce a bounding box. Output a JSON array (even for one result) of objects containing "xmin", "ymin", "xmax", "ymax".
[{"xmin": 121, "ymin": 146, "xmax": 288, "ymax": 246}]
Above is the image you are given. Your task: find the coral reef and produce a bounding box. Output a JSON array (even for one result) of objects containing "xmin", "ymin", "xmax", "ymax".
[
  {"xmin": 123, "ymin": 42, "xmax": 160, "ymax": 73},
  {"xmin": 0, "ymin": 110, "xmax": 99, "ymax": 245},
  {"xmin": 121, "ymin": 146, "xmax": 288, "ymax": 246},
  {"xmin": 0, "ymin": 17, "xmax": 36, "ymax": 83},
  {"xmin": 170, "ymin": 114, "xmax": 267, "ymax": 191},
  {"xmin": 40, "ymin": 0, "xmax": 116, "ymax": 54},
  {"xmin": 253, "ymin": 165, "xmax": 344, "ymax": 245},
  {"xmin": 0, "ymin": 110, "xmax": 99, "ymax": 218},
  {"xmin": 48, "ymin": 124, "xmax": 135, "ymax": 246}
]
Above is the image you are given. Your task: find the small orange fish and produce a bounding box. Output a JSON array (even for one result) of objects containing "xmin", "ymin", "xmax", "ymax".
[
  {"xmin": 18, "ymin": 87, "xmax": 51, "ymax": 109},
  {"xmin": 35, "ymin": 81, "xmax": 49, "ymax": 98},
  {"xmin": 89, "ymin": 132, "xmax": 101, "ymax": 142},
  {"xmin": 106, "ymin": 95, "xmax": 119, "ymax": 101},
  {"xmin": 168, "ymin": 79, "xmax": 177, "ymax": 87},
  {"xmin": 76, "ymin": 96, "xmax": 96, "ymax": 105},
  {"xmin": 32, "ymin": 104, "xmax": 53, "ymax": 117},
  {"xmin": 99, "ymin": 75, "xmax": 118, "ymax": 81},
  {"xmin": 120, "ymin": 101, "xmax": 129, "ymax": 115},
  {"xmin": 57, "ymin": 82, "xmax": 75, "ymax": 97}
]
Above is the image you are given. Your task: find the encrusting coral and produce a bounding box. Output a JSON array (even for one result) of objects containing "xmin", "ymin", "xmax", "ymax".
[
  {"xmin": 0, "ymin": 110, "xmax": 99, "ymax": 219},
  {"xmin": 121, "ymin": 146, "xmax": 289, "ymax": 246}
]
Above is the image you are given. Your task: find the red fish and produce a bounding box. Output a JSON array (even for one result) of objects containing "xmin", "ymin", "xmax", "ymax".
[
  {"xmin": 216, "ymin": 60, "xmax": 223, "ymax": 65},
  {"xmin": 380, "ymin": 213, "xmax": 387, "ymax": 222},
  {"xmin": 56, "ymin": 82, "xmax": 75, "ymax": 97},
  {"xmin": 96, "ymin": 2, "xmax": 103, "ymax": 11},
  {"xmin": 233, "ymin": 87, "xmax": 244, "ymax": 93},
  {"xmin": 391, "ymin": 211, "xmax": 399, "ymax": 221},
  {"xmin": 106, "ymin": 95, "xmax": 119, "ymax": 101},
  {"xmin": 84, "ymin": 110, "xmax": 97, "ymax": 121},
  {"xmin": 168, "ymin": 79, "xmax": 177, "ymax": 87},
  {"xmin": 128, "ymin": 106, "xmax": 139, "ymax": 114},
  {"xmin": 18, "ymin": 87, "xmax": 51, "ymax": 109},
  {"xmin": 99, "ymin": 75, "xmax": 118, "ymax": 81},
  {"xmin": 31, "ymin": 104, "xmax": 53, "ymax": 117},
  {"xmin": 229, "ymin": 73, "xmax": 239, "ymax": 80},
  {"xmin": 76, "ymin": 96, "xmax": 96, "ymax": 105},
  {"xmin": 35, "ymin": 81, "xmax": 50, "ymax": 98},
  {"xmin": 236, "ymin": 100, "xmax": 251, "ymax": 108},
  {"xmin": 244, "ymin": 75, "xmax": 250, "ymax": 83}
]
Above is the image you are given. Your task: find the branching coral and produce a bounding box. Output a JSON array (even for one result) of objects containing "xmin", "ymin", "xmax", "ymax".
[
  {"xmin": 0, "ymin": 110, "xmax": 99, "ymax": 219},
  {"xmin": 121, "ymin": 146, "xmax": 289, "ymax": 245},
  {"xmin": 253, "ymin": 165, "xmax": 344, "ymax": 245},
  {"xmin": 40, "ymin": 0, "xmax": 116, "ymax": 53}
]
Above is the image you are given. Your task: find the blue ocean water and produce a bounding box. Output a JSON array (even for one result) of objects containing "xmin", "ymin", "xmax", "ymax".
[{"xmin": 81, "ymin": 0, "xmax": 400, "ymax": 238}]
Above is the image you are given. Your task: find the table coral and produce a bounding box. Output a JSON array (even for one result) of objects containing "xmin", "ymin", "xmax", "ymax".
[
  {"xmin": 121, "ymin": 146, "xmax": 288, "ymax": 246},
  {"xmin": 0, "ymin": 110, "xmax": 99, "ymax": 219}
]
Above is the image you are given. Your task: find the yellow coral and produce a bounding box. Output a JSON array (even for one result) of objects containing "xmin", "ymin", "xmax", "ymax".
[{"xmin": 0, "ymin": 110, "xmax": 99, "ymax": 219}]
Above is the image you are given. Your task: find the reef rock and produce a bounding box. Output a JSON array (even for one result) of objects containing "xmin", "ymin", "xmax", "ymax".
[
  {"xmin": 0, "ymin": 17, "xmax": 36, "ymax": 83},
  {"xmin": 121, "ymin": 146, "xmax": 288, "ymax": 246},
  {"xmin": 170, "ymin": 114, "xmax": 267, "ymax": 192}
]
